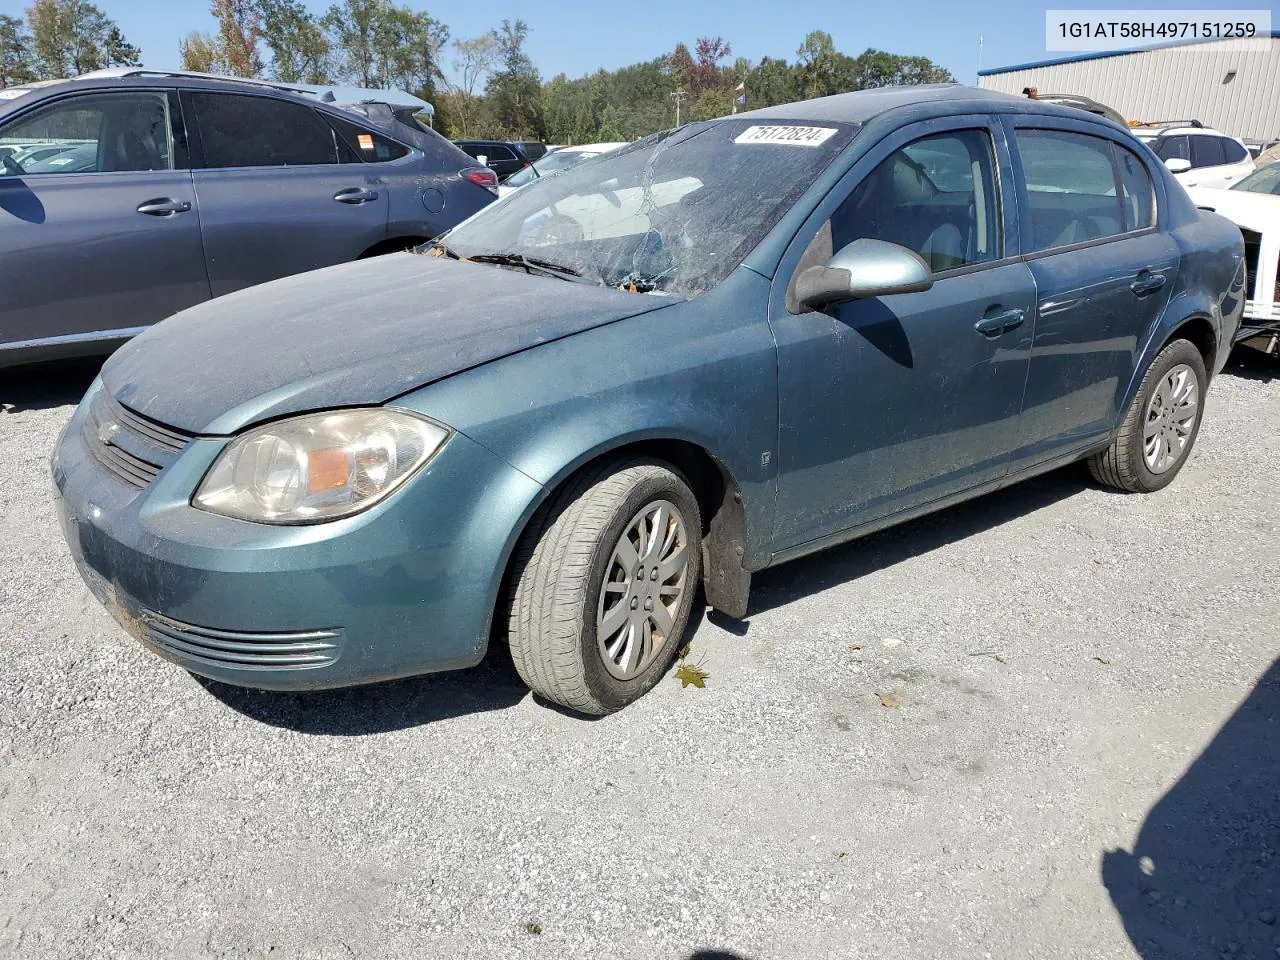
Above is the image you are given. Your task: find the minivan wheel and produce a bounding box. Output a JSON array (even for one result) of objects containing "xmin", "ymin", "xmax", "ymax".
[
  {"xmin": 1087, "ymin": 338, "xmax": 1207, "ymax": 493},
  {"xmin": 507, "ymin": 458, "xmax": 703, "ymax": 715}
]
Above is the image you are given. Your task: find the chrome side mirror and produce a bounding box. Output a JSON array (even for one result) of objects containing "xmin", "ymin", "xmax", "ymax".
[{"xmin": 796, "ymin": 238, "xmax": 934, "ymax": 310}]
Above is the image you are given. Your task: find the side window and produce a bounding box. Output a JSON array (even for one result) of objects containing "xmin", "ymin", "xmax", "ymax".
[
  {"xmin": 1115, "ymin": 145, "xmax": 1155, "ymax": 231},
  {"xmin": 1157, "ymin": 136, "xmax": 1190, "ymax": 162},
  {"xmin": 189, "ymin": 92, "xmax": 337, "ymax": 168},
  {"xmin": 1190, "ymin": 136, "xmax": 1224, "ymax": 169},
  {"xmin": 0, "ymin": 92, "xmax": 172, "ymax": 177},
  {"xmin": 326, "ymin": 114, "xmax": 410, "ymax": 163},
  {"xmin": 487, "ymin": 145, "xmax": 517, "ymax": 164},
  {"xmin": 1220, "ymin": 137, "xmax": 1248, "ymax": 165},
  {"xmin": 1015, "ymin": 129, "xmax": 1132, "ymax": 251},
  {"xmin": 829, "ymin": 129, "xmax": 1001, "ymax": 273}
]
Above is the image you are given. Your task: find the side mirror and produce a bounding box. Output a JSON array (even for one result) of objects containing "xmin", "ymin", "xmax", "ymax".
[
  {"xmin": 1165, "ymin": 157, "xmax": 1191, "ymax": 174},
  {"xmin": 797, "ymin": 238, "xmax": 934, "ymax": 310}
]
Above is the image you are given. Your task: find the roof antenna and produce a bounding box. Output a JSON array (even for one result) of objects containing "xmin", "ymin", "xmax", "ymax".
[{"xmin": 321, "ymin": 91, "xmax": 336, "ymax": 102}]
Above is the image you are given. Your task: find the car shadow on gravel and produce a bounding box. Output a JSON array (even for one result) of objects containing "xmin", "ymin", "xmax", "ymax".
[
  {"xmin": 1, "ymin": 358, "xmax": 102, "ymax": 414},
  {"xmin": 733, "ymin": 464, "xmax": 1089, "ymax": 622},
  {"xmin": 1223, "ymin": 346, "xmax": 1279, "ymax": 382},
  {"xmin": 196, "ymin": 650, "xmax": 531, "ymax": 735},
  {"xmin": 1102, "ymin": 657, "xmax": 1279, "ymax": 959}
]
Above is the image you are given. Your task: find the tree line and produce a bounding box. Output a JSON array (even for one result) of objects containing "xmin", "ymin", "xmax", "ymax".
[{"xmin": 0, "ymin": 0, "xmax": 954, "ymax": 144}]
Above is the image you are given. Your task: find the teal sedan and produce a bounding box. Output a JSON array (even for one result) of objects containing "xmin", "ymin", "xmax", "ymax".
[{"xmin": 53, "ymin": 85, "xmax": 1244, "ymax": 714}]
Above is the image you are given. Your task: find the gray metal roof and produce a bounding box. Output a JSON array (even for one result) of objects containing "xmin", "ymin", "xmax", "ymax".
[{"xmin": 737, "ymin": 83, "xmax": 1030, "ymax": 123}]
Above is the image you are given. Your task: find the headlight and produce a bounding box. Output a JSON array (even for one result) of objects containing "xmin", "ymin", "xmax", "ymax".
[{"xmin": 193, "ymin": 409, "xmax": 449, "ymax": 524}]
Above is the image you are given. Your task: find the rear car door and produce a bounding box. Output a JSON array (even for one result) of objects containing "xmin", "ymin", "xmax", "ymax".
[
  {"xmin": 183, "ymin": 90, "xmax": 389, "ymax": 297},
  {"xmin": 0, "ymin": 89, "xmax": 208, "ymax": 352},
  {"xmin": 771, "ymin": 117, "xmax": 1039, "ymax": 551},
  {"xmin": 1004, "ymin": 120, "xmax": 1178, "ymax": 465}
]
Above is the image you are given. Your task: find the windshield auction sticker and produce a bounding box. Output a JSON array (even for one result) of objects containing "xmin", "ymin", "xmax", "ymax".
[
  {"xmin": 734, "ymin": 126, "xmax": 839, "ymax": 147},
  {"xmin": 1045, "ymin": 9, "xmax": 1271, "ymax": 51}
]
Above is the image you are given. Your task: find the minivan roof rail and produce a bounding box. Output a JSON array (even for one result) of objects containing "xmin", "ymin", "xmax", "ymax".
[{"xmin": 75, "ymin": 67, "xmax": 317, "ymax": 96}]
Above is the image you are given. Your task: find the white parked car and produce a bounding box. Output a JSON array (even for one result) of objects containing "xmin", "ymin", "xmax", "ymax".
[
  {"xmin": 1133, "ymin": 123, "xmax": 1254, "ymax": 189},
  {"xmin": 1187, "ymin": 165, "xmax": 1280, "ymax": 354},
  {"xmin": 498, "ymin": 142, "xmax": 628, "ymax": 197}
]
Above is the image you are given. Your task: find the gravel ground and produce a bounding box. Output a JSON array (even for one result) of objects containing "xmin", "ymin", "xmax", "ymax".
[{"xmin": 1, "ymin": 353, "xmax": 1277, "ymax": 960}]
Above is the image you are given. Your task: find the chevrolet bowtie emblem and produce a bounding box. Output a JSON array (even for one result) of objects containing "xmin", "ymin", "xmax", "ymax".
[{"xmin": 97, "ymin": 421, "xmax": 122, "ymax": 446}]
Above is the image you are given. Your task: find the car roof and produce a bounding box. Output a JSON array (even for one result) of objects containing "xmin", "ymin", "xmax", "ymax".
[{"xmin": 733, "ymin": 83, "xmax": 1076, "ymax": 125}]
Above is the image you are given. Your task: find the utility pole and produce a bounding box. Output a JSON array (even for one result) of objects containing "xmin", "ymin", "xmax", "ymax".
[{"xmin": 670, "ymin": 88, "xmax": 688, "ymax": 128}]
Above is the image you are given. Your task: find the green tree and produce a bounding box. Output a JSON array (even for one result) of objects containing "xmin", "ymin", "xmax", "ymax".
[
  {"xmin": 485, "ymin": 18, "xmax": 540, "ymax": 138},
  {"xmin": 323, "ymin": 0, "xmax": 444, "ymax": 91},
  {"xmin": 746, "ymin": 55, "xmax": 795, "ymax": 108},
  {"xmin": 439, "ymin": 31, "xmax": 499, "ymax": 136},
  {"xmin": 258, "ymin": 0, "xmax": 331, "ymax": 83},
  {"xmin": 0, "ymin": 14, "xmax": 36, "ymax": 87},
  {"xmin": 595, "ymin": 102, "xmax": 622, "ymax": 141},
  {"xmin": 179, "ymin": 31, "xmax": 221, "ymax": 72},
  {"xmin": 690, "ymin": 88, "xmax": 730, "ymax": 121},
  {"xmin": 794, "ymin": 29, "xmax": 839, "ymax": 99},
  {"xmin": 322, "ymin": 0, "xmax": 380, "ymax": 86},
  {"xmin": 27, "ymin": 0, "xmax": 140, "ymax": 78}
]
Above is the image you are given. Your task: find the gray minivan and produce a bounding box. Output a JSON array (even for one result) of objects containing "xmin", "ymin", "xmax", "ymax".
[{"xmin": 0, "ymin": 69, "xmax": 498, "ymax": 369}]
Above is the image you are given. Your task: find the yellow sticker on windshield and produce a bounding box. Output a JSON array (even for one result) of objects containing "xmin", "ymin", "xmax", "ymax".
[{"xmin": 734, "ymin": 125, "xmax": 838, "ymax": 147}]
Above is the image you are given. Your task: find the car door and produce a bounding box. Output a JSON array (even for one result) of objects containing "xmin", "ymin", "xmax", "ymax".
[
  {"xmin": 770, "ymin": 117, "xmax": 1038, "ymax": 553},
  {"xmin": 0, "ymin": 89, "xmax": 209, "ymax": 351},
  {"xmin": 1004, "ymin": 120, "xmax": 1178, "ymax": 466},
  {"xmin": 183, "ymin": 90, "xmax": 389, "ymax": 298}
]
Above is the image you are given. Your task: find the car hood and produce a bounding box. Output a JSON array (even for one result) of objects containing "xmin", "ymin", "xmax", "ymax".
[
  {"xmin": 1185, "ymin": 187, "xmax": 1280, "ymax": 233},
  {"xmin": 102, "ymin": 253, "xmax": 676, "ymax": 435}
]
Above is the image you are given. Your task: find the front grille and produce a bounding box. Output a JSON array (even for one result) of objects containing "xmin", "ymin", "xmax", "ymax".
[
  {"xmin": 143, "ymin": 614, "xmax": 342, "ymax": 670},
  {"xmin": 84, "ymin": 391, "xmax": 193, "ymax": 490}
]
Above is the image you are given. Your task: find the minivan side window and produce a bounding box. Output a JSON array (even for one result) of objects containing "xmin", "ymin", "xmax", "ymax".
[
  {"xmin": 0, "ymin": 92, "xmax": 172, "ymax": 176},
  {"xmin": 189, "ymin": 92, "xmax": 338, "ymax": 168},
  {"xmin": 829, "ymin": 129, "xmax": 1001, "ymax": 273},
  {"xmin": 1190, "ymin": 136, "xmax": 1224, "ymax": 169},
  {"xmin": 1015, "ymin": 129, "xmax": 1153, "ymax": 252}
]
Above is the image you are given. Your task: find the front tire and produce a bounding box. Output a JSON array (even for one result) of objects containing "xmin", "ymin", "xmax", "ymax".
[
  {"xmin": 1088, "ymin": 338, "xmax": 1207, "ymax": 493},
  {"xmin": 507, "ymin": 458, "xmax": 703, "ymax": 715}
]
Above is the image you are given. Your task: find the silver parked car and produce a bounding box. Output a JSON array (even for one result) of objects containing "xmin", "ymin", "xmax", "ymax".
[{"xmin": 0, "ymin": 69, "xmax": 498, "ymax": 369}]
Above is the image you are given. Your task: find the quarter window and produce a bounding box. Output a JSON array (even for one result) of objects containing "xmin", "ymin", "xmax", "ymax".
[
  {"xmin": 189, "ymin": 92, "xmax": 338, "ymax": 168},
  {"xmin": 326, "ymin": 114, "xmax": 410, "ymax": 163},
  {"xmin": 1220, "ymin": 137, "xmax": 1248, "ymax": 165},
  {"xmin": 830, "ymin": 129, "xmax": 1001, "ymax": 273},
  {"xmin": 0, "ymin": 92, "xmax": 172, "ymax": 176},
  {"xmin": 1016, "ymin": 130, "xmax": 1152, "ymax": 252}
]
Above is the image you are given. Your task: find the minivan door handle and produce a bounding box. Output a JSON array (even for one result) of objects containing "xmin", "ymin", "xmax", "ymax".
[
  {"xmin": 334, "ymin": 187, "xmax": 380, "ymax": 204},
  {"xmin": 1131, "ymin": 271, "xmax": 1167, "ymax": 297},
  {"xmin": 974, "ymin": 308, "xmax": 1026, "ymax": 336},
  {"xmin": 136, "ymin": 198, "xmax": 192, "ymax": 217}
]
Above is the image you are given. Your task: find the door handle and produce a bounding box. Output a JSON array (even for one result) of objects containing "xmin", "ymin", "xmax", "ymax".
[
  {"xmin": 1131, "ymin": 271, "xmax": 1167, "ymax": 297},
  {"xmin": 334, "ymin": 188, "xmax": 380, "ymax": 204},
  {"xmin": 136, "ymin": 198, "xmax": 191, "ymax": 217},
  {"xmin": 974, "ymin": 308, "xmax": 1025, "ymax": 336}
]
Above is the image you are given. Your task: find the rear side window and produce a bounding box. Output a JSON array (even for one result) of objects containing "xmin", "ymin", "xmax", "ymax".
[
  {"xmin": 1016, "ymin": 129, "xmax": 1151, "ymax": 252},
  {"xmin": 189, "ymin": 92, "xmax": 337, "ymax": 168},
  {"xmin": 1220, "ymin": 137, "xmax": 1248, "ymax": 164},
  {"xmin": 831, "ymin": 129, "xmax": 1002, "ymax": 273},
  {"xmin": 1190, "ymin": 136, "xmax": 1224, "ymax": 169},
  {"xmin": 0, "ymin": 92, "xmax": 173, "ymax": 176},
  {"xmin": 1156, "ymin": 136, "xmax": 1190, "ymax": 162},
  {"xmin": 326, "ymin": 114, "xmax": 410, "ymax": 163}
]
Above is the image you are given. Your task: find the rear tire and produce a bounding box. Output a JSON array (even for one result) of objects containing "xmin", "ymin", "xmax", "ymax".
[
  {"xmin": 507, "ymin": 458, "xmax": 702, "ymax": 715},
  {"xmin": 1088, "ymin": 338, "xmax": 1207, "ymax": 493}
]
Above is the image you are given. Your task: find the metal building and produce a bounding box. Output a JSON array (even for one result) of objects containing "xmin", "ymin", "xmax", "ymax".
[{"xmin": 978, "ymin": 34, "xmax": 1280, "ymax": 140}]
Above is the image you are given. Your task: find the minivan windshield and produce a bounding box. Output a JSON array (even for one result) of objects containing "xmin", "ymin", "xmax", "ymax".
[{"xmin": 442, "ymin": 119, "xmax": 858, "ymax": 298}]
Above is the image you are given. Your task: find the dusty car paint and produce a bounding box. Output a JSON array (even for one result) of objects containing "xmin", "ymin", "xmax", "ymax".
[{"xmin": 53, "ymin": 85, "xmax": 1244, "ymax": 692}]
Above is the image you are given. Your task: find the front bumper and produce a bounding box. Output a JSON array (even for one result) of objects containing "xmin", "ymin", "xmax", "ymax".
[{"xmin": 52, "ymin": 382, "xmax": 542, "ymax": 690}]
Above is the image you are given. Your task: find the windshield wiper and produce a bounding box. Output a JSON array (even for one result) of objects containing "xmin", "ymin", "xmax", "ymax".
[{"xmin": 464, "ymin": 252, "xmax": 597, "ymax": 284}]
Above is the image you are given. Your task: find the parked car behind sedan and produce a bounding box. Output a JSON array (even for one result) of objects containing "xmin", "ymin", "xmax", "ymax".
[
  {"xmin": 498, "ymin": 142, "xmax": 628, "ymax": 197},
  {"xmin": 0, "ymin": 69, "xmax": 497, "ymax": 369},
  {"xmin": 1133, "ymin": 122, "xmax": 1254, "ymax": 188},
  {"xmin": 453, "ymin": 139, "xmax": 539, "ymax": 181},
  {"xmin": 1187, "ymin": 165, "xmax": 1280, "ymax": 354},
  {"xmin": 54, "ymin": 85, "xmax": 1244, "ymax": 716}
]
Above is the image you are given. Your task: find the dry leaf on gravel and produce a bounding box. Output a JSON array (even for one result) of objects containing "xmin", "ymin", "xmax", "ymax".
[
  {"xmin": 675, "ymin": 664, "xmax": 710, "ymax": 689},
  {"xmin": 875, "ymin": 691, "xmax": 901, "ymax": 709}
]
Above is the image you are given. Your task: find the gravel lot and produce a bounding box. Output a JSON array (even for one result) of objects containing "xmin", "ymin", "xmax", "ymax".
[{"xmin": 1, "ymin": 353, "xmax": 1277, "ymax": 960}]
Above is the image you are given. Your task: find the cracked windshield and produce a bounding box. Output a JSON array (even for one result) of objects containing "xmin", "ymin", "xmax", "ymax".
[{"xmin": 441, "ymin": 120, "xmax": 856, "ymax": 297}]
